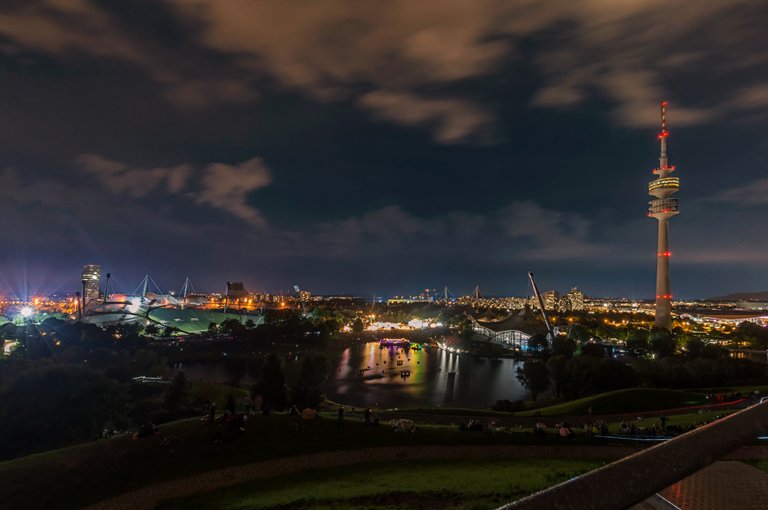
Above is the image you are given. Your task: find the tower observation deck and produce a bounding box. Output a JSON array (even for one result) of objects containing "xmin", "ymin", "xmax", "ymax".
[{"xmin": 648, "ymin": 101, "xmax": 679, "ymax": 330}]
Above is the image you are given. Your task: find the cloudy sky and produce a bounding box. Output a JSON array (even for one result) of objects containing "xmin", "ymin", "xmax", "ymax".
[{"xmin": 1, "ymin": 0, "xmax": 767, "ymax": 299}]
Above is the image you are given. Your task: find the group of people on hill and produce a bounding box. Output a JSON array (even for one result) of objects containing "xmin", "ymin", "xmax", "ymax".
[
  {"xmin": 459, "ymin": 419, "xmax": 489, "ymax": 433},
  {"xmin": 205, "ymin": 402, "xmax": 249, "ymax": 443}
]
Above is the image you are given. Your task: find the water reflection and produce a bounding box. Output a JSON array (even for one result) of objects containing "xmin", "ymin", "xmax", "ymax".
[
  {"xmin": 326, "ymin": 342, "xmax": 528, "ymax": 408},
  {"xmin": 176, "ymin": 342, "xmax": 530, "ymax": 409}
]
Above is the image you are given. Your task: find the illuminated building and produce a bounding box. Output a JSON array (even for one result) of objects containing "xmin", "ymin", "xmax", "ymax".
[
  {"xmin": 469, "ymin": 306, "xmax": 549, "ymax": 349},
  {"xmin": 648, "ymin": 101, "xmax": 680, "ymax": 330},
  {"xmin": 81, "ymin": 264, "xmax": 101, "ymax": 306},
  {"xmin": 226, "ymin": 281, "xmax": 247, "ymax": 306},
  {"xmin": 542, "ymin": 290, "xmax": 560, "ymax": 311},
  {"xmin": 567, "ymin": 287, "xmax": 585, "ymax": 311}
]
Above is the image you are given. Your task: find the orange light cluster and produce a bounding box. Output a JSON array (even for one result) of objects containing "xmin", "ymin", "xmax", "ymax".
[
  {"xmin": 657, "ymin": 251, "xmax": 672, "ymax": 257},
  {"xmin": 656, "ymin": 294, "xmax": 673, "ymax": 299}
]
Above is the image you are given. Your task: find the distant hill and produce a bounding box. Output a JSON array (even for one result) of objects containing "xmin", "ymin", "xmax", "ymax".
[{"xmin": 707, "ymin": 291, "xmax": 768, "ymax": 301}]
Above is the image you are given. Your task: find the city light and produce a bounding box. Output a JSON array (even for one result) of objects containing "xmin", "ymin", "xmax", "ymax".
[{"xmin": 20, "ymin": 306, "xmax": 34, "ymax": 318}]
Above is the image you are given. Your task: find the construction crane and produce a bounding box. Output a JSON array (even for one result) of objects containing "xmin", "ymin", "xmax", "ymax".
[
  {"xmin": 293, "ymin": 284, "xmax": 309, "ymax": 316},
  {"xmin": 528, "ymin": 271, "xmax": 555, "ymax": 342},
  {"xmin": 472, "ymin": 284, "xmax": 482, "ymax": 306}
]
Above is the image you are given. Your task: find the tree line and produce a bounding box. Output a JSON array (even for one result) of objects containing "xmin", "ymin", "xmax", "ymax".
[{"xmin": 515, "ymin": 326, "xmax": 766, "ymax": 404}]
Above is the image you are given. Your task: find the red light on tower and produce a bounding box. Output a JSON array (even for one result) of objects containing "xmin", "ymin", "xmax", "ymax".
[{"xmin": 658, "ymin": 100, "xmax": 669, "ymax": 139}]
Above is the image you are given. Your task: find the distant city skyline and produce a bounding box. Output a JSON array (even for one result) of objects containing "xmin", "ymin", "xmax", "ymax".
[
  {"xmin": 1, "ymin": 2, "xmax": 767, "ymax": 299},
  {"xmin": 0, "ymin": 263, "xmax": 763, "ymax": 302}
]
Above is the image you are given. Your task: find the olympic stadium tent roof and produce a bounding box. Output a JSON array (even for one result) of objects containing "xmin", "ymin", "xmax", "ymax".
[{"xmin": 471, "ymin": 306, "xmax": 547, "ymax": 336}]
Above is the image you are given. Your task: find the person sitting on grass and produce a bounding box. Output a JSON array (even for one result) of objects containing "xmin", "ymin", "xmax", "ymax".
[
  {"xmin": 302, "ymin": 407, "xmax": 318, "ymax": 422},
  {"xmin": 559, "ymin": 423, "xmax": 575, "ymax": 440}
]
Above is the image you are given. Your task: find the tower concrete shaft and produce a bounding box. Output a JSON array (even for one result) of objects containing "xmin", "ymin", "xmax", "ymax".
[
  {"xmin": 648, "ymin": 101, "xmax": 679, "ymax": 330},
  {"xmin": 655, "ymin": 218, "xmax": 672, "ymax": 328}
]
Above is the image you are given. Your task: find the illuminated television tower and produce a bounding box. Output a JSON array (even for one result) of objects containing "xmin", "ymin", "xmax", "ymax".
[{"xmin": 648, "ymin": 101, "xmax": 679, "ymax": 330}]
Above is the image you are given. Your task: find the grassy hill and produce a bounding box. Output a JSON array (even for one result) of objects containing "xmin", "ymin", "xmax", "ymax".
[
  {"xmin": 0, "ymin": 414, "xmax": 605, "ymax": 510},
  {"xmin": 156, "ymin": 459, "xmax": 601, "ymax": 510},
  {"xmin": 517, "ymin": 388, "xmax": 706, "ymax": 416}
]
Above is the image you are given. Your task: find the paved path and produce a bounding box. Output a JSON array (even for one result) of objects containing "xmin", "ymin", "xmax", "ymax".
[
  {"xmin": 84, "ymin": 444, "xmax": 639, "ymax": 510},
  {"xmin": 660, "ymin": 461, "xmax": 768, "ymax": 509},
  {"xmin": 635, "ymin": 461, "xmax": 768, "ymax": 509}
]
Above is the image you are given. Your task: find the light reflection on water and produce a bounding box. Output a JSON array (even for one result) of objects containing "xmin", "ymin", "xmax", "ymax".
[
  {"xmin": 326, "ymin": 342, "xmax": 528, "ymax": 408},
  {"xmin": 177, "ymin": 342, "xmax": 530, "ymax": 409}
]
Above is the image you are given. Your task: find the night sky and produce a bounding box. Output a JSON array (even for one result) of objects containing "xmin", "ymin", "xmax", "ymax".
[{"xmin": 1, "ymin": 1, "xmax": 767, "ymax": 299}]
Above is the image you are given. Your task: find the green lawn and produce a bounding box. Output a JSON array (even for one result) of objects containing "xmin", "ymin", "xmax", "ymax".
[
  {"xmin": 517, "ymin": 388, "xmax": 706, "ymax": 416},
  {"xmin": 157, "ymin": 459, "xmax": 602, "ymax": 510},
  {"xmin": 603, "ymin": 410, "xmax": 734, "ymax": 435},
  {"xmin": 745, "ymin": 460, "xmax": 768, "ymax": 474}
]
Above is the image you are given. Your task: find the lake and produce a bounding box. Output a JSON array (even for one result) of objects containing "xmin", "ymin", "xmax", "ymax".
[{"xmin": 178, "ymin": 341, "xmax": 529, "ymax": 409}]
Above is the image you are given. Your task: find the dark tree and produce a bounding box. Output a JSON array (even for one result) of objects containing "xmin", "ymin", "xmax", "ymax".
[
  {"xmin": 219, "ymin": 318, "xmax": 247, "ymax": 338},
  {"xmin": 650, "ymin": 328, "xmax": 676, "ymax": 357},
  {"xmin": 552, "ymin": 336, "xmax": 577, "ymax": 358},
  {"xmin": 528, "ymin": 333, "xmax": 549, "ymax": 356},
  {"xmin": 323, "ymin": 319, "xmax": 341, "ymax": 335},
  {"xmin": 351, "ymin": 317, "xmax": 365, "ymax": 334},
  {"xmin": 733, "ymin": 322, "xmax": 768, "ymax": 349},
  {"xmin": 292, "ymin": 353, "xmax": 330, "ymax": 408},
  {"xmin": 569, "ymin": 324, "xmax": 591, "ymax": 343},
  {"xmin": 0, "ymin": 366, "xmax": 125, "ymax": 459},
  {"xmin": 516, "ymin": 360, "xmax": 550, "ymax": 402},
  {"xmin": 163, "ymin": 371, "xmax": 189, "ymax": 413},
  {"xmin": 580, "ymin": 342, "xmax": 606, "ymax": 358},
  {"xmin": 626, "ymin": 329, "xmax": 650, "ymax": 357},
  {"xmin": 546, "ymin": 355, "xmax": 568, "ymax": 397},
  {"xmin": 254, "ymin": 353, "xmax": 287, "ymax": 410},
  {"xmin": 685, "ymin": 337, "xmax": 705, "ymax": 359},
  {"xmin": 701, "ymin": 343, "xmax": 729, "ymax": 360}
]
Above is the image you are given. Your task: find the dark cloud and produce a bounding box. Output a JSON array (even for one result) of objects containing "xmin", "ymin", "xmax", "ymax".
[
  {"xmin": 77, "ymin": 154, "xmax": 191, "ymax": 197},
  {"xmin": 0, "ymin": 0, "xmax": 766, "ymax": 297},
  {"xmin": 196, "ymin": 158, "xmax": 271, "ymax": 226},
  {"xmin": 710, "ymin": 177, "xmax": 768, "ymax": 207}
]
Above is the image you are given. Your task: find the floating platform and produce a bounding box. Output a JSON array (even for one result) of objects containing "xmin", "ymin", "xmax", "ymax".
[{"xmin": 380, "ymin": 338, "xmax": 410, "ymax": 347}]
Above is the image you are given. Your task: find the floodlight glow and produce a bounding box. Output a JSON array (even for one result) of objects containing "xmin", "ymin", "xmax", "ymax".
[{"xmin": 20, "ymin": 306, "xmax": 34, "ymax": 318}]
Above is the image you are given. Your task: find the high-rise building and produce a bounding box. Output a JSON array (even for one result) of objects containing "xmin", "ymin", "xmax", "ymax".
[
  {"xmin": 647, "ymin": 101, "xmax": 680, "ymax": 330},
  {"xmin": 81, "ymin": 264, "xmax": 101, "ymax": 305},
  {"xmin": 226, "ymin": 281, "xmax": 247, "ymax": 303},
  {"xmin": 542, "ymin": 290, "xmax": 560, "ymax": 311},
  {"xmin": 567, "ymin": 287, "xmax": 585, "ymax": 311}
]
